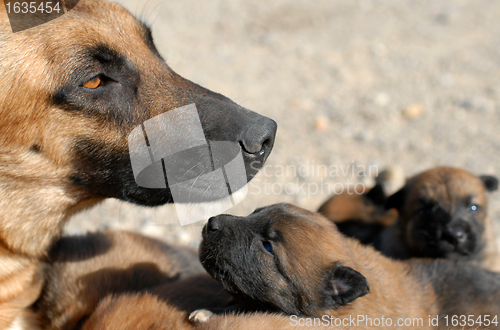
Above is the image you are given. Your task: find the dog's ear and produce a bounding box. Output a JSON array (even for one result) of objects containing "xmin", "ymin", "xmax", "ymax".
[
  {"xmin": 321, "ymin": 265, "xmax": 369, "ymax": 309},
  {"xmin": 480, "ymin": 175, "xmax": 499, "ymax": 192},
  {"xmin": 365, "ymin": 183, "xmax": 386, "ymax": 206},
  {"xmin": 385, "ymin": 187, "xmax": 407, "ymax": 211}
]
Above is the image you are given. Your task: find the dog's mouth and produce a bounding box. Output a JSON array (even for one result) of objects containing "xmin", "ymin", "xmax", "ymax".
[
  {"xmin": 122, "ymin": 190, "xmax": 173, "ymax": 206},
  {"xmin": 438, "ymin": 241, "xmax": 475, "ymax": 257},
  {"xmin": 199, "ymin": 220, "xmax": 241, "ymax": 294},
  {"xmin": 199, "ymin": 244, "xmax": 234, "ymax": 292},
  {"xmin": 437, "ymin": 240, "xmax": 458, "ymax": 253}
]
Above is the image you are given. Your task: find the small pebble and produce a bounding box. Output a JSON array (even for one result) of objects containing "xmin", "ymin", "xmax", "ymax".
[
  {"xmin": 402, "ymin": 104, "xmax": 424, "ymax": 119},
  {"xmin": 315, "ymin": 116, "xmax": 329, "ymax": 132},
  {"xmin": 375, "ymin": 93, "xmax": 390, "ymax": 107}
]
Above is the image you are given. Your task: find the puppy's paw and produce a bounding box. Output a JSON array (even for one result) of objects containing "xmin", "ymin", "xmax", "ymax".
[{"xmin": 189, "ymin": 309, "xmax": 214, "ymax": 323}]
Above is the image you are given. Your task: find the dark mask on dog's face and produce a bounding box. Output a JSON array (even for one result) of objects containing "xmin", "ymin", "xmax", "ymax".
[{"xmin": 199, "ymin": 203, "xmax": 370, "ymax": 316}]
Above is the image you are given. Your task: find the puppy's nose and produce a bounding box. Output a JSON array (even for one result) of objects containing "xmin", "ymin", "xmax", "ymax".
[
  {"xmin": 207, "ymin": 217, "xmax": 221, "ymax": 233},
  {"xmin": 451, "ymin": 229, "xmax": 467, "ymax": 243},
  {"xmin": 240, "ymin": 117, "xmax": 277, "ymax": 155},
  {"xmin": 444, "ymin": 229, "xmax": 467, "ymax": 244}
]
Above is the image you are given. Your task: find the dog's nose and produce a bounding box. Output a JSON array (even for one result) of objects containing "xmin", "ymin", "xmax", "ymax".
[
  {"xmin": 207, "ymin": 217, "xmax": 220, "ymax": 233},
  {"xmin": 240, "ymin": 117, "xmax": 277, "ymax": 155}
]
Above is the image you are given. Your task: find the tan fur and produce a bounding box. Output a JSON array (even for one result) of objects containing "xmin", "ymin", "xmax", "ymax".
[
  {"xmin": 0, "ymin": 0, "xmax": 197, "ymax": 256},
  {"xmin": 36, "ymin": 230, "xmax": 334, "ymax": 330},
  {"xmin": 318, "ymin": 187, "xmax": 397, "ymax": 226},
  {"xmin": 1, "ymin": 0, "xmax": 274, "ymax": 327},
  {"xmin": 34, "ymin": 231, "xmax": 225, "ymax": 330},
  {"xmin": 82, "ymin": 294, "xmax": 327, "ymax": 330},
  {"xmin": 198, "ymin": 313, "xmax": 332, "ymax": 330},
  {"xmin": 81, "ymin": 294, "xmax": 194, "ymax": 330},
  {"xmin": 0, "ymin": 2, "xmax": 162, "ymax": 326}
]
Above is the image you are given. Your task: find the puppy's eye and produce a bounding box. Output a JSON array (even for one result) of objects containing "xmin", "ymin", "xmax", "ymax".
[
  {"xmin": 419, "ymin": 205, "xmax": 433, "ymax": 217},
  {"xmin": 469, "ymin": 204, "xmax": 480, "ymax": 212},
  {"xmin": 82, "ymin": 76, "xmax": 102, "ymax": 89},
  {"xmin": 262, "ymin": 241, "xmax": 274, "ymax": 256}
]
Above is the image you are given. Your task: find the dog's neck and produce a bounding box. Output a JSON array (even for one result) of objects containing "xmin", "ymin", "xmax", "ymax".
[
  {"xmin": 0, "ymin": 170, "xmax": 101, "ymax": 258},
  {"xmin": 0, "ymin": 244, "xmax": 45, "ymax": 329}
]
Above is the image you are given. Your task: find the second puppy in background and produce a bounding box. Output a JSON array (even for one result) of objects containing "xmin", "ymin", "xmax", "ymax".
[
  {"xmin": 318, "ymin": 183, "xmax": 397, "ymax": 245},
  {"xmin": 320, "ymin": 166, "xmax": 499, "ymax": 271},
  {"xmin": 381, "ymin": 167, "xmax": 499, "ymax": 269}
]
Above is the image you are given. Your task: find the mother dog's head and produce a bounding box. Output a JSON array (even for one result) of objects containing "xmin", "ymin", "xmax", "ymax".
[{"xmin": 0, "ymin": 0, "xmax": 276, "ymax": 256}]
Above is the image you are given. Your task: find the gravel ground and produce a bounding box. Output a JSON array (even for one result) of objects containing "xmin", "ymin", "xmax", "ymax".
[{"xmin": 67, "ymin": 0, "xmax": 500, "ymax": 250}]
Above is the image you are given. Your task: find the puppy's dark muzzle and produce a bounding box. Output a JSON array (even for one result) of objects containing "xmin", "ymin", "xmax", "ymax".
[
  {"xmin": 443, "ymin": 229, "xmax": 467, "ymax": 245},
  {"xmin": 439, "ymin": 223, "xmax": 475, "ymax": 255}
]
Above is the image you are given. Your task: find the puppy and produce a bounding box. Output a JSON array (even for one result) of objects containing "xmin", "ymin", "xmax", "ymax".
[
  {"xmin": 0, "ymin": 0, "xmax": 276, "ymax": 327},
  {"xmin": 36, "ymin": 231, "xmax": 308, "ymax": 330},
  {"xmin": 33, "ymin": 231, "xmax": 232, "ymax": 330},
  {"xmin": 379, "ymin": 167, "xmax": 499, "ymax": 269},
  {"xmin": 318, "ymin": 184, "xmax": 398, "ymax": 244},
  {"xmin": 197, "ymin": 204, "xmax": 500, "ymax": 329}
]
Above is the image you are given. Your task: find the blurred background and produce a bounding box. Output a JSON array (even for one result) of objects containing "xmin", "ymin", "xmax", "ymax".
[{"xmin": 67, "ymin": 0, "xmax": 500, "ymax": 248}]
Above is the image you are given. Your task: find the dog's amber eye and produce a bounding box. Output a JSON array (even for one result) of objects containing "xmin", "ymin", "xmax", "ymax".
[{"xmin": 83, "ymin": 77, "xmax": 102, "ymax": 89}]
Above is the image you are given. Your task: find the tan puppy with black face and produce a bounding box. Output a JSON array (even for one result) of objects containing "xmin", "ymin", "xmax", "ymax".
[
  {"xmin": 380, "ymin": 167, "xmax": 499, "ymax": 270},
  {"xmin": 197, "ymin": 204, "xmax": 500, "ymax": 330},
  {"xmin": 0, "ymin": 0, "xmax": 276, "ymax": 327}
]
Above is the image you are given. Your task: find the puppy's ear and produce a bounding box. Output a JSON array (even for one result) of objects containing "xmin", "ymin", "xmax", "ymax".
[
  {"xmin": 321, "ymin": 265, "xmax": 369, "ymax": 309},
  {"xmin": 385, "ymin": 187, "xmax": 407, "ymax": 210},
  {"xmin": 480, "ymin": 175, "xmax": 499, "ymax": 192},
  {"xmin": 365, "ymin": 183, "xmax": 386, "ymax": 206}
]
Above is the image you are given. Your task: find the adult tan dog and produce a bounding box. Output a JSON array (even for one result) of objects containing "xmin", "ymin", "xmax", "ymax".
[
  {"xmin": 0, "ymin": 1, "xmax": 276, "ymax": 328},
  {"xmin": 197, "ymin": 204, "xmax": 500, "ymax": 329}
]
